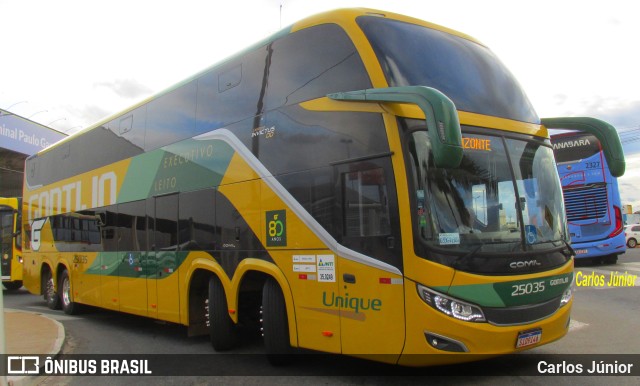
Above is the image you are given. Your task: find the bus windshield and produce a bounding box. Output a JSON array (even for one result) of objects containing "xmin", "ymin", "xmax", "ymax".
[
  {"xmin": 406, "ymin": 126, "xmax": 568, "ymax": 259},
  {"xmin": 357, "ymin": 15, "xmax": 539, "ymax": 124},
  {"xmin": 1, "ymin": 209, "xmax": 13, "ymax": 248}
]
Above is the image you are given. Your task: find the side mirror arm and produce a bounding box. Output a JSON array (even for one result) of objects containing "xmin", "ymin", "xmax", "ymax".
[{"xmin": 542, "ymin": 117, "xmax": 625, "ymax": 177}]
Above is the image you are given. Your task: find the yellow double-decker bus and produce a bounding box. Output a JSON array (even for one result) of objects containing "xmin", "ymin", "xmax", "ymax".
[
  {"xmin": 1, "ymin": 197, "xmax": 23, "ymax": 290},
  {"xmin": 22, "ymin": 9, "xmax": 624, "ymax": 365}
]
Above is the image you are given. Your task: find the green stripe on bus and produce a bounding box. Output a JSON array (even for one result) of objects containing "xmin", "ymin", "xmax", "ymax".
[
  {"xmin": 117, "ymin": 137, "xmax": 236, "ymax": 203},
  {"xmin": 84, "ymin": 251, "xmax": 190, "ymax": 279},
  {"xmin": 442, "ymin": 273, "xmax": 573, "ymax": 308},
  {"xmin": 118, "ymin": 150, "xmax": 165, "ymax": 203}
]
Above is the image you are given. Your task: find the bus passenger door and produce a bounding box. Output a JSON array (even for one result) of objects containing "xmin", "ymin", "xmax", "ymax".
[
  {"xmin": 337, "ymin": 163, "xmax": 405, "ymax": 360},
  {"xmin": 148, "ymin": 194, "xmax": 181, "ymax": 323}
]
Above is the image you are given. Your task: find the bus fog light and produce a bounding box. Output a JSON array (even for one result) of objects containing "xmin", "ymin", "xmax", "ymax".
[{"xmin": 417, "ymin": 284, "xmax": 485, "ymax": 322}]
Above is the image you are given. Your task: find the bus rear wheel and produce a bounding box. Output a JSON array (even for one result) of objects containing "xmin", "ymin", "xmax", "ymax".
[
  {"xmin": 44, "ymin": 271, "xmax": 60, "ymax": 310},
  {"xmin": 207, "ymin": 277, "xmax": 236, "ymax": 351},
  {"xmin": 60, "ymin": 269, "xmax": 79, "ymax": 315},
  {"xmin": 261, "ymin": 277, "xmax": 292, "ymax": 365}
]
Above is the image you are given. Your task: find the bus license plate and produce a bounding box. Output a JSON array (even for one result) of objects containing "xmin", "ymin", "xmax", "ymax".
[
  {"xmin": 516, "ymin": 329, "xmax": 542, "ymax": 348},
  {"xmin": 575, "ymin": 249, "xmax": 588, "ymax": 255}
]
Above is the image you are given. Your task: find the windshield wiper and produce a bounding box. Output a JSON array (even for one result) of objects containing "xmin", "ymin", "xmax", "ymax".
[{"xmin": 562, "ymin": 239, "xmax": 576, "ymax": 258}]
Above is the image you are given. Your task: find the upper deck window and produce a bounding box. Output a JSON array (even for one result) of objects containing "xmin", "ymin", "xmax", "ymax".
[{"xmin": 357, "ymin": 16, "xmax": 539, "ymax": 124}]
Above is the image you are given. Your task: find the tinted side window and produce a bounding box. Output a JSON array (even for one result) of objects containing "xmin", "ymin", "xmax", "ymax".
[
  {"xmin": 337, "ymin": 157, "xmax": 402, "ymax": 271},
  {"xmin": 343, "ymin": 168, "xmax": 391, "ymax": 237},
  {"xmin": 196, "ymin": 49, "xmax": 269, "ymax": 135},
  {"xmin": 96, "ymin": 206, "xmax": 118, "ymax": 252},
  {"xmin": 118, "ymin": 106, "xmax": 146, "ymax": 150},
  {"xmin": 76, "ymin": 210, "xmax": 102, "ymax": 247},
  {"xmin": 216, "ymin": 188, "xmax": 263, "ymax": 251},
  {"xmin": 116, "ymin": 200, "xmax": 146, "ymax": 251},
  {"xmin": 154, "ymin": 195, "xmax": 178, "ymax": 250},
  {"xmin": 277, "ymin": 168, "xmax": 337, "ymax": 238},
  {"xmin": 266, "ymin": 108, "xmax": 389, "ymax": 242},
  {"xmin": 260, "ymin": 106, "xmax": 389, "ymax": 175},
  {"xmin": 265, "ymin": 23, "xmax": 371, "ymax": 110},
  {"xmin": 146, "ymin": 80, "xmax": 197, "ymax": 151},
  {"xmin": 49, "ymin": 211, "xmax": 103, "ymax": 252},
  {"xmin": 179, "ymin": 189, "xmax": 216, "ymax": 251},
  {"xmin": 33, "ymin": 124, "xmax": 144, "ymax": 186}
]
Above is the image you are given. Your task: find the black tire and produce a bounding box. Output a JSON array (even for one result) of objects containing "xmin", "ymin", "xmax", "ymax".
[
  {"xmin": 59, "ymin": 269, "xmax": 79, "ymax": 315},
  {"xmin": 262, "ymin": 277, "xmax": 292, "ymax": 365},
  {"xmin": 44, "ymin": 270, "xmax": 60, "ymax": 310},
  {"xmin": 3, "ymin": 281, "xmax": 22, "ymax": 291},
  {"xmin": 603, "ymin": 254, "xmax": 618, "ymax": 265},
  {"xmin": 627, "ymin": 238, "xmax": 637, "ymax": 248},
  {"xmin": 208, "ymin": 277, "xmax": 236, "ymax": 351}
]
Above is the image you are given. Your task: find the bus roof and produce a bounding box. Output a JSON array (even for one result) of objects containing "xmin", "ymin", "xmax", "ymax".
[{"xmin": 32, "ymin": 8, "xmax": 484, "ymax": 158}]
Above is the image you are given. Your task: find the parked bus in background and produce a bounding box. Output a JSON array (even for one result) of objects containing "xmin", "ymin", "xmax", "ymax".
[
  {"xmin": 1, "ymin": 197, "xmax": 23, "ymax": 290},
  {"xmin": 551, "ymin": 131, "xmax": 626, "ymax": 264},
  {"xmin": 21, "ymin": 9, "xmax": 625, "ymax": 366}
]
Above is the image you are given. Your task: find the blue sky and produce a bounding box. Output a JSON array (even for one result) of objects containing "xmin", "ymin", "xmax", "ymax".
[{"xmin": 1, "ymin": 0, "xmax": 638, "ymax": 206}]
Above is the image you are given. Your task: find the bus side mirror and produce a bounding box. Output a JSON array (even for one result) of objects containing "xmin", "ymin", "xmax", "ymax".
[
  {"xmin": 541, "ymin": 117, "xmax": 625, "ymax": 177},
  {"xmin": 328, "ymin": 86, "xmax": 463, "ymax": 168}
]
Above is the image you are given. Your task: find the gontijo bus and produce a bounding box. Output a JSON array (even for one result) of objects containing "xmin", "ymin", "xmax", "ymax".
[
  {"xmin": 1, "ymin": 197, "xmax": 23, "ymax": 290},
  {"xmin": 22, "ymin": 9, "xmax": 625, "ymax": 365},
  {"xmin": 550, "ymin": 129, "xmax": 626, "ymax": 264}
]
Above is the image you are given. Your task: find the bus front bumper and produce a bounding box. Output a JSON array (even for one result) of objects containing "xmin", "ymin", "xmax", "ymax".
[
  {"xmin": 398, "ymin": 279, "xmax": 573, "ymax": 366},
  {"xmin": 571, "ymin": 233, "xmax": 626, "ymax": 259}
]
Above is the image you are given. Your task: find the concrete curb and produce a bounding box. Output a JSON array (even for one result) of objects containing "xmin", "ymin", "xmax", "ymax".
[{"xmin": 5, "ymin": 309, "xmax": 66, "ymax": 386}]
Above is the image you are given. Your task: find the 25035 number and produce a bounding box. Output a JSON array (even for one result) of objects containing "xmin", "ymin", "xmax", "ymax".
[{"xmin": 511, "ymin": 281, "xmax": 545, "ymax": 296}]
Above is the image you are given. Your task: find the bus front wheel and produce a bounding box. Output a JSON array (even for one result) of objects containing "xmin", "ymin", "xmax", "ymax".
[{"xmin": 261, "ymin": 277, "xmax": 292, "ymax": 365}]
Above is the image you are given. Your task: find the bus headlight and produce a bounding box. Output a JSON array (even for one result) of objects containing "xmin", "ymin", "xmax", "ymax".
[
  {"xmin": 560, "ymin": 287, "xmax": 572, "ymax": 307},
  {"xmin": 417, "ymin": 284, "xmax": 486, "ymax": 322},
  {"xmin": 559, "ymin": 274, "xmax": 575, "ymax": 307}
]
